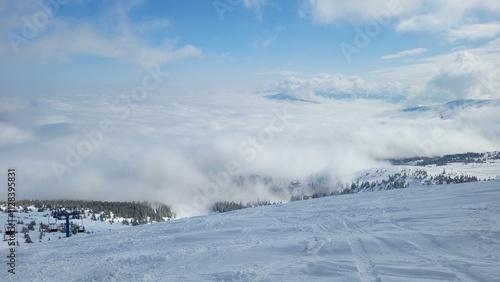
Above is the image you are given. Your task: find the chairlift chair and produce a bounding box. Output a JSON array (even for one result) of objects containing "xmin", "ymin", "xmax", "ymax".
[
  {"xmin": 4, "ymin": 224, "xmax": 15, "ymax": 236},
  {"xmin": 77, "ymin": 217, "xmax": 85, "ymax": 233},
  {"xmin": 48, "ymin": 216, "xmax": 58, "ymax": 233}
]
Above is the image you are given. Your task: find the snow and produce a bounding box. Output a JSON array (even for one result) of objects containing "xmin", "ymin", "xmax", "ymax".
[
  {"xmin": 356, "ymin": 160, "xmax": 500, "ymax": 184},
  {"xmin": 6, "ymin": 180, "xmax": 500, "ymax": 281}
]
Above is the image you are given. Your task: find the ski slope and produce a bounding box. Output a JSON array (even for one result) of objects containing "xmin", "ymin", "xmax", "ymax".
[{"xmin": 9, "ymin": 180, "xmax": 500, "ymax": 281}]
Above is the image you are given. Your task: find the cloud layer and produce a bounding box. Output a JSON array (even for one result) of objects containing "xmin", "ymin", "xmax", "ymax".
[{"xmin": 1, "ymin": 80, "xmax": 499, "ymax": 217}]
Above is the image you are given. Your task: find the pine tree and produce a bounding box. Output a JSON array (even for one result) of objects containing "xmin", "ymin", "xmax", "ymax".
[{"xmin": 25, "ymin": 233, "xmax": 33, "ymax": 244}]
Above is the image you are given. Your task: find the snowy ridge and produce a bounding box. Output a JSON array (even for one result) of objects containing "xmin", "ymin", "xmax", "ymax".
[{"xmin": 9, "ymin": 180, "xmax": 500, "ymax": 281}]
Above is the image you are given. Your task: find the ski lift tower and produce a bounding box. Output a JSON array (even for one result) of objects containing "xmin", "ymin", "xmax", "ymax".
[{"xmin": 52, "ymin": 208, "xmax": 80, "ymax": 238}]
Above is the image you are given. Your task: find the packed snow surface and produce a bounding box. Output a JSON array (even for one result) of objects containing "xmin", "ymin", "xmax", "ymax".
[{"xmin": 11, "ymin": 181, "xmax": 500, "ymax": 281}]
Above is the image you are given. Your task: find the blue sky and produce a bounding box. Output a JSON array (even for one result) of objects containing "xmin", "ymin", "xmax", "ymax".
[{"xmin": 1, "ymin": 0, "xmax": 500, "ymax": 100}]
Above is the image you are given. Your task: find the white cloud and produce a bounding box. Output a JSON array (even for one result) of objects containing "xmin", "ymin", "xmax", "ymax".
[
  {"xmin": 381, "ymin": 48, "xmax": 427, "ymax": 60},
  {"xmin": 271, "ymin": 49, "xmax": 498, "ymax": 104},
  {"xmin": 0, "ymin": 1, "xmax": 201, "ymax": 67},
  {"xmin": 395, "ymin": 1, "xmax": 500, "ymax": 33},
  {"xmin": 302, "ymin": 0, "xmax": 500, "ymax": 38},
  {"xmin": 370, "ymin": 42, "xmax": 500, "ymax": 103},
  {"xmin": 275, "ymin": 73, "xmax": 410, "ymax": 102},
  {"xmin": 301, "ymin": 0, "xmax": 418, "ymax": 24},
  {"xmin": 16, "ymin": 24, "xmax": 202, "ymax": 67},
  {"xmin": 0, "ymin": 122, "xmax": 32, "ymax": 146},
  {"xmin": 447, "ymin": 22, "xmax": 500, "ymax": 42},
  {"xmin": 427, "ymin": 51, "xmax": 497, "ymax": 100}
]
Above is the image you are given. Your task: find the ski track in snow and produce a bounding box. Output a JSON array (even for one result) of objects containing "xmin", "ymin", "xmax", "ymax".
[{"xmin": 5, "ymin": 180, "xmax": 500, "ymax": 281}]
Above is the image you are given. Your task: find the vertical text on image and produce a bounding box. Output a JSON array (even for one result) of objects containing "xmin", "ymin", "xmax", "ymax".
[{"xmin": 6, "ymin": 168, "xmax": 17, "ymax": 274}]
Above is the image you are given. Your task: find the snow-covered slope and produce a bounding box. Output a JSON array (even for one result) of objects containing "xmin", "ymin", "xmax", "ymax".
[{"xmin": 9, "ymin": 181, "xmax": 500, "ymax": 281}]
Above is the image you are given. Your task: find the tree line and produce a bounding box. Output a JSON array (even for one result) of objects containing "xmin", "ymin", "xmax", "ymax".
[
  {"xmin": 0, "ymin": 199, "xmax": 175, "ymax": 224},
  {"xmin": 389, "ymin": 151, "xmax": 500, "ymax": 166}
]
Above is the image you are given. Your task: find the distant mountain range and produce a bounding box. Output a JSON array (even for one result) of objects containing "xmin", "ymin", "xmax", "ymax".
[
  {"xmin": 403, "ymin": 99, "xmax": 500, "ymax": 118},
  {"xmin": 315, "ymin": 91, "xmax": 406, "ymax": 103},
  {"xmin": 264, "ymin": 91, "xmax": 406, "ymax": 103},
  {"xmin": 265, "ymin": 92, "xmax": 500, "ymax": 120},
  {"xmin": 264, "ymin": 93, "xmax": 316, "ymax": 103}
]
